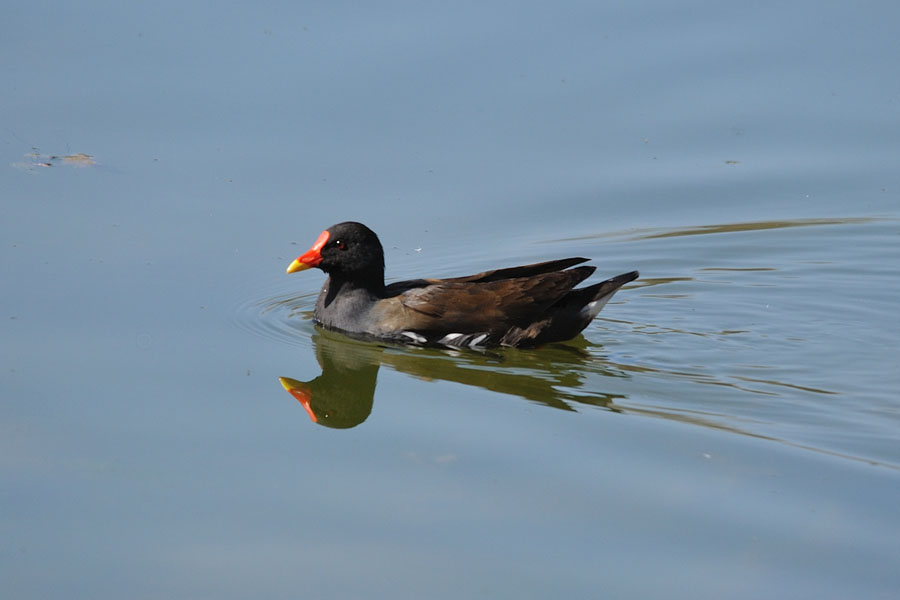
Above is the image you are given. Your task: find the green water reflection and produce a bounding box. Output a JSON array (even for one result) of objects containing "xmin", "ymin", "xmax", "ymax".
[{"xmin": 279, "ymin": 328, "xmax": 628, "ymax": 428}]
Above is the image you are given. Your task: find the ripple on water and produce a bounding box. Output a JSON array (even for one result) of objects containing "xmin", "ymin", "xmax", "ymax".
[{"xmin": 232, "ymin": 276, "xmax": 319, "ymax": 350}]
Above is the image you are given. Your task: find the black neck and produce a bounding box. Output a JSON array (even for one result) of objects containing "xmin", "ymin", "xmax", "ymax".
[{"xmin": 325, "ymin": 270, "xmax": 385, "ymax": 301}]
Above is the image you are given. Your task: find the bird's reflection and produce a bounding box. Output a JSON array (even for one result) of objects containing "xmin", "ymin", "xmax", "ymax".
[
  {"xmin": 279, "ymin": 330, "xmax": 382, "ymax": 428},
  {"xmin": 279, "ymin": 328, "xmax": 630, "ymax": 429}
]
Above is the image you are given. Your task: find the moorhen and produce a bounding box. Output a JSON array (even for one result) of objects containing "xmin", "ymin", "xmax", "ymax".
[{"xmin": 287, "ymin": 221, "xmax": 638, "ymax": 348}]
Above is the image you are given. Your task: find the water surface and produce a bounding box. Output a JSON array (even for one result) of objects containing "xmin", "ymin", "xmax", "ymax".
[{"xmin": 3, "ymin": 1, "xmax": 900, "ymax": 599}]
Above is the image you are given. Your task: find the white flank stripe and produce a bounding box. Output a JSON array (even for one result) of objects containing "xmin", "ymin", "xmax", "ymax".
[
  {"xmin": 438, "ymin": 333, "xmax": 464, "ymax": 345},
  {"xmin": 401, "ymin": 331, "xmax": 427, "ymax": 343},
  {"xmin": 468, "ymin": 333, "xmax": 489, "ymax": 347}
]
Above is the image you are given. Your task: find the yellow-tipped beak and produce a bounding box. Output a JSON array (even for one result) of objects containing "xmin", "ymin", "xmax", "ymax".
[
  {"xmin": 286, "ymin": 258, "xmax": 310, "ymax": 274},
  {"xmin": 286, "ymin": 229, "xmax": 330, "ymax": 274}
]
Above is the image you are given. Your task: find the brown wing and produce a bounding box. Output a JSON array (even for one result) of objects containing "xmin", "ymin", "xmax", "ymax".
[
  {"xmin": 390, "ymin": 266, "xmax": 596, "ymax": 334},
  {"xmin": 383, "ymin": 258, "xmax": 591, "ymax": 297},
  {"xmin": 425, "ymin": 257, "xmax": 590, "ymax": 285}
]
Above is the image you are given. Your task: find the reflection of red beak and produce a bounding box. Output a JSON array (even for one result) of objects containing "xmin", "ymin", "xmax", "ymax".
[
  {"xmin": 286, "ymin": 230, "xmax": 330, "ymax": 274},
  {"xmin": 279, "ymin": 377, "xmax": 317, "ymax": 423}
]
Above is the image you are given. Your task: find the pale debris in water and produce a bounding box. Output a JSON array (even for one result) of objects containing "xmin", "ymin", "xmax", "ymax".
[
  {"xmin": 62, "ymin": 153, "xmax": 95, "ymax": 166},
  {"xmin": 12, "ymin": 149, "xmax": 96, "ymax": 171}
]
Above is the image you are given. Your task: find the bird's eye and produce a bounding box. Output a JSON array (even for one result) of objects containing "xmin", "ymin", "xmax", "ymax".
[{"xmin": 335, "ymin": 240, "xmax": 347, "ymax": 250}]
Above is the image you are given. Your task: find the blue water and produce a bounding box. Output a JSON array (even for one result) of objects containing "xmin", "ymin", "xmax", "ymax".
[{"xmin": 3, "ymin": 2, "xmax": 899, "ymax": 598}]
